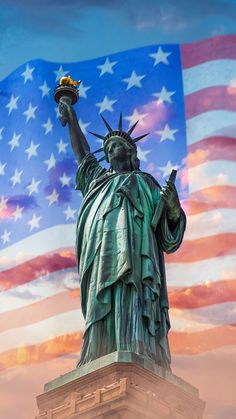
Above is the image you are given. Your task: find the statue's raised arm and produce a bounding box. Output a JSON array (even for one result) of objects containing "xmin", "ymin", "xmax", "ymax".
[{"xmin": 59, "ymin": 98, "xmax": 90, "ymax": 164}]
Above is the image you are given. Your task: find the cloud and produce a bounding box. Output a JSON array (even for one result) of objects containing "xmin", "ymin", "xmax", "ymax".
[
  {"xmin": 0, "ymin": 195, "xmax": 38, "ymax": 220},
  {"xmin": 1, "ymin": 0, "xmax": 236, "ymax": 35},
  {"xmin": 0, "ymin": 0, "xmax": 124, "ymax": 35},
  {"xmin": 124, "ymin": 0, "xmax": 236, "ymax": 32},
  {"xmin": 8, "ymin": 195, "xmax": 37, "ymax": 210},
  {"xmin": 45, "ymin": 157, "xmax": 77, "ymax": 204}
]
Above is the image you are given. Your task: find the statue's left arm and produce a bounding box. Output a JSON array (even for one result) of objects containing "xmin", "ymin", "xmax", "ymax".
[{"xmin": 157, "ymin": 180, "xmax": 186, "ymax": 253}]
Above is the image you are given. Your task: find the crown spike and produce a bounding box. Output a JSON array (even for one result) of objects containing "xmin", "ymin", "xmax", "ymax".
[
  {"xmin": 127, "ymin": 120, "xmax": 139, "ymax": 135},
  {"xmin": 100, "ymin": 114, "xmax": 113, "ymax": 132},
  {"xmin": 88, "ymin": 131, "xmax": 106, "ymax": 140},
  {"xmin": 118, "ymin": 112, "xmax": 122, "ymax": 131},
  {"xmin": 133, "ymin": 133, "xmax": 149, "ymax": 143}
]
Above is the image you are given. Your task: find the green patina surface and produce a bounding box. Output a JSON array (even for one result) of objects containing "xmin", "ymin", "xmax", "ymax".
[{"xmin": 75, "ymin": 154, "xmax": 186, "ymax": 369}]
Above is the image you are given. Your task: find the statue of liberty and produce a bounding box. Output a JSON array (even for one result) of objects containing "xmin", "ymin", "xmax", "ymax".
[{"xmin": 59, "ymin": 99, "xmax": 186, "ymax": 370}]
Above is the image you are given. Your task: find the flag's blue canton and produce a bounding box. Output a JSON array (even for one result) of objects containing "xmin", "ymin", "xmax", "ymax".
[{"xmin": 0, "ymin": 45, "xmax": 187, "ymax": 248}]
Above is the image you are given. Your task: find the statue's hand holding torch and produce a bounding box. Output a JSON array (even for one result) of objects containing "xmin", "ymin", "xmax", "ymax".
[
  {"xmin": 54, "ymin": 76, "xmax": 81, "ymax": 127},
  {"xmin": 58, "ymin": 97, "xmax": 74, "ymax": 126}
]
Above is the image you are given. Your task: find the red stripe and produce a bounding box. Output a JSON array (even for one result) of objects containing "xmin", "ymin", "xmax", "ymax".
[
  {"xmin": 188, "ymin": 186, "xmax": 236, "ymax": 215},
  {"xmin": 166, "ymin": 233, "xmax": 236, "ymax": 263},
  {"xmin": 185, "ymin": 86, "xmax": 236, "ymax": 119},
  {"xmin": 0, "ymin": 249, "xmax": 76, "ymax": 292},
  {"xmin": 169, "ymin": 279, "xmax": 236, "ymax": 309},
  {"xmin": 0, "ymin": 289, "xmax": 80, "ymax": 333},
  {"xmin": 169, "ymin": 324, "xmax": 236, "ymax": 354},
  {"xmin": 187, "ymin": 137, "xmax": 236, "ymax": 168},
  {"xmin": 181, "ymin": 35, "xmax": 236, "ymax": 68}
]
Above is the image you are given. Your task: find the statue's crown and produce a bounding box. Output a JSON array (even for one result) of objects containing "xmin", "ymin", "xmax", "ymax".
[{"xmin": 90, "ymin": 114, "xmax": 149, "ymax": 161}]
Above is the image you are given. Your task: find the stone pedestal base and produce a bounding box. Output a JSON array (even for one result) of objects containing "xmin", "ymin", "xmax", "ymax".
[{"xmin": 36, "ymin": 352, "xmax": 205, "ymax": 419}]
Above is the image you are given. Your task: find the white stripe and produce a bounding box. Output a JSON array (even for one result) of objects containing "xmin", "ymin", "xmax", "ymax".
[
  {"xmin": 0, "ymin": 309, "xmax": 84, "ymax": 353},
  {"xmin": 166, "ymin": 254, "xmax": 236, "ymax": 287},
  {"xmin": 170, "ymin": 301, "xmax": 236, "ymax": 332},
  {"xmin": 188, "ymin": 160, "xmax": 236, "ymax": 194},
  {"xmin": 186, "ymin": 110, "xmax": 236, "ymax": 145},
  {"xmin": 183, "ymin": 59, "xmax": 236, "ymax": 95},
  {"xmin": 185, "ymin": 208, "xmax": 236, "ymax": 240},
  {"xmin": 0, "ymin": 268, "xmax": 78, "ymax": 314},
  {"xmin": 0, "ymin": 224, "xmax": 76, "ymax": 271}
]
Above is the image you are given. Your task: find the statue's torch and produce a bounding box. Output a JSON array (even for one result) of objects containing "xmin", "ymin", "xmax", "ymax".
[{"xmin": 54, "ymin": 76, "xmax": 81, "ymax": 126}]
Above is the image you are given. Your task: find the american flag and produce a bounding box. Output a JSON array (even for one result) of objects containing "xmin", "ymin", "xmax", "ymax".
[{"xmin": 0, "ymin": 35, "xmax": 235, "ymax": 418}]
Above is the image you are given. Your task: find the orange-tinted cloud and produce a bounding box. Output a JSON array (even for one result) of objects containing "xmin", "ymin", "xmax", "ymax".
[
  {"xmin": 169, "ymin": 279, "xmax": 236, "ymax": 309},
  {"xmin": 0, "ymin": 332, "xmax": 83, "ymax": 371}
]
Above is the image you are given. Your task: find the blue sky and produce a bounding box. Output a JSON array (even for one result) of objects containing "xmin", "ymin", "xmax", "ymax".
[{"xmin": 1, "ymin": 0, "xmax": 236, "ymax": 79}]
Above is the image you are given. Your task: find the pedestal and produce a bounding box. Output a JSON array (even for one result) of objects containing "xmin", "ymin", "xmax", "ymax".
[{"xmin": 36, "ymin": 352, "xmax": 205, "ymax": 419}]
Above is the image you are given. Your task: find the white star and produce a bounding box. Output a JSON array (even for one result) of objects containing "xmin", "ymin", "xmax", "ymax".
[
  {"xmin": 64, "ymin": 205, "xmax": 76, "ymax": 220},
  {"xmin": 56, "ymin": 138, "xmax": 68, "ymax": 154},
  {"xmin": 159, "ymin": 161, "xmax": 180, "ymax": 178},
  {"xmin": 27, "ymin": 178, "xmax": 41, "ymax": 195},
  {"xmin": 0, "ymin": 161, "xmax": 6, "ymax": 176},
  {"xmin": 123, "ymin": 70, "xmax": 145, "ymax": 90},
  {"xmin": 0, "ymin": 127, "xmax": 4, "ymax": 140},
  {"xmin": 78, "ymin": 118, "xmax": 90, "ymax": 134},
  {"xmin": 54, "ymin": 65, "xmax": 69, "ymax": 82},
  {"xmin": 97, "ymin": 57, "xmax": 118, "ymax": 76},
  {"xmin": 60, "ymin": 172, "xmax": 71, "ymax": 187},
  {"xmin": 27, "ymin": 213, "xmax": 42, "ymax": 231},
  {"xmin": 8, "ymin": 132, "xmax": 21, "ymax": 151},
  {"xmin": 39, "ymin": 80, "xmax": 50, "ymax": 98},
  {"xmin": 95, "ymin": 96, "xmax": 117, "ymax": 114},
  {"xmin": 46, "ymin": 188, "xmax": 59, "ymax": 206},
  {"xmin": 25, "ymin": 141, "xmax": 39, "ymax": 159},
  {"xmin": 10, "ymin": 168, "xmax": 23, "ymax": 187},
  {"xmin": 23, "ymin": 102, "xmax": 37, "ymax": 122},
  {"xmin": 12, "ymin": 204, "xmax": 24, "ymax": 221},
  {"xmin": 137, "ymin": 146, "xmax": 151, "ymax": 162},
  {"xmin": 79, "ymin": 82, "xmax": 91, "ymax": 99},
  {"xmin": 155, "ymin": 124, "xmax": 178, "ymax": 142},
  {"xmin": 6, "ymin": 94, "xmax": 20, "ymax": 115},
  {"xmin": 0, "ymin": 196, "xmax": 8, "ymax": 212},
  {"xmin": 44, "ymin": 153, "xmax": 56, "ymax": 171},
  {"xmin": 42, "ymin": 117, "xmax": 53, "ymax": 135},
  {"xmin": 124, "ymin": 108, "xmax": 148, "ymax": 127},
  {"xmin": 21, "ymin": 64, "xmax": 35, "ymax": 83},
  {"xmin": 153, "ymin": 86, "xmax": 175, "ymax": 104},
  {"xmin": 54, "ymin": 106, "xmax": 61, "ymax": 119},
  {"xmin": 149, "ymin": 47, "xmax": 171, "ymax": 66},
  {"xmin": 1, "ymin": 229, "xmax": 11, "ymax": 244}
]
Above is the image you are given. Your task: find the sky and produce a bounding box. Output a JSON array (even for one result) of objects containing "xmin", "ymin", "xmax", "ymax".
[
  {"xmin": 1, "ymin": 1, "xmax": 236, "ymax": 419},
  {"xmin": 1, "ymin": 0, "xmax": 236, "ymax": 80}
]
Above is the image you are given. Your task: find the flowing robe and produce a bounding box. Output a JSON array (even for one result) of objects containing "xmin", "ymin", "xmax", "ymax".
[{"xmin": 76, "ymin": 154, "xmax": 186, "ymax": 368}]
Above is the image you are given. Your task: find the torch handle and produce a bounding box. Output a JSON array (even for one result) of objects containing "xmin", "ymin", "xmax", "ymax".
[{"xmin": 59, "ymin": 96, "xmax": 73, "ymax": 127}]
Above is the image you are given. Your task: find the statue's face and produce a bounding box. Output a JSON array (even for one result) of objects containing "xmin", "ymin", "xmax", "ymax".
[{"xmin": 106, "ymin": 137, "xmax": 131, "ymax": 162}]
